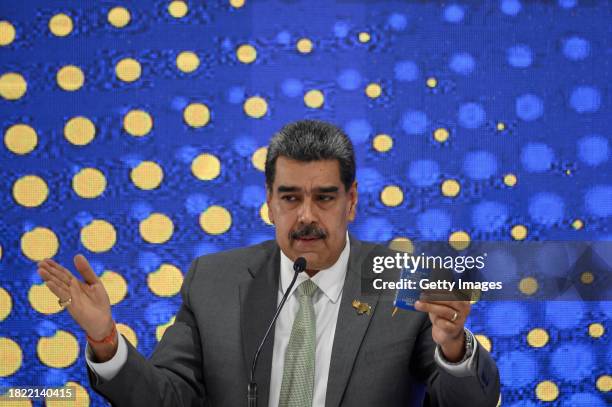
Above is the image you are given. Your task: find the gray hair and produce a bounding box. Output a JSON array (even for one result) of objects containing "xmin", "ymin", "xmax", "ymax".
[{"xmin": 265, "ymin": 119, "xmax": 356, "ymax": 191}]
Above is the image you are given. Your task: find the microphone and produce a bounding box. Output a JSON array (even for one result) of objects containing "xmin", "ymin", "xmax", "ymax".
[{"xmin": 248, "ymin": 257, "xmax": 307, "ymax": 407}]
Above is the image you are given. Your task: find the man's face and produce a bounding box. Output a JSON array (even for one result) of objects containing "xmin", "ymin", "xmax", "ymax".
[{"xmin": 266, "ymin": 156, "xmax": 357, "ymax": 271}]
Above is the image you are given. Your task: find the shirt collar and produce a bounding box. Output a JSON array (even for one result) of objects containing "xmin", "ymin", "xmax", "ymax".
[{"xmin": 279, "ymin": 232, "xmax": 350, "ymax": 304}]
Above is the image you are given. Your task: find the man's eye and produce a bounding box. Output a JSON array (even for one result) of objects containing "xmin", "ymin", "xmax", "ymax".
[
  {"xmin": 318, "ymin": 195, "xmax": 334, "ymax": 201},
  {"xmin": 281, "ymin": 196, "xmax": 297, "ymax": 202}
]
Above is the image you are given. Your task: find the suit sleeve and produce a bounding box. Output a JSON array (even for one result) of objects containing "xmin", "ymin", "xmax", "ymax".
[
  {"xmin": 86, "ymin": 258, "xmax": 206, "ymax": 407},
  {"xmin": 409, "ymin": 315, "xmax": 500, "ymax": 407}
]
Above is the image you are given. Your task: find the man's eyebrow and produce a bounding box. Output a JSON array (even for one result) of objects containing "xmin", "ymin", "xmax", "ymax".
[
  {"xmin": 277, "ymin": 185, "xmax": 301, "ymax": 193},
  {"xmin": 316, "ymin": 186, "xmax": 339, "ymax": 193}
]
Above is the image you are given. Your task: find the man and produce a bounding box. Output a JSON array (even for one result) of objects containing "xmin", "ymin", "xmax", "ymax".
[{"xmin": 37, "ymin": 120, "xmax": 500, "ymax": 406}]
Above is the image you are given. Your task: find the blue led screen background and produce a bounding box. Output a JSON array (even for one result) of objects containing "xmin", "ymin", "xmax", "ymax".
[{"xmin": 0, "ymin": 0, "xmax": 611, "ymax": 405}]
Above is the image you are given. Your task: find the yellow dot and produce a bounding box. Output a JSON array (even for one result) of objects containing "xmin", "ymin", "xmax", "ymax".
[
  {"xmin": 527, "ymin": 328, "xmax": 549, "ymax": 347},
  {"xmin": 140, "ymin": 213, "xmax": 174, "ymax": 244},
  {"xmin": 449, "ymin": 231, "xmax": 470, "ymax": 250},
  {"xmin": 123, "ymin": 109, "xmax": 153, "ymax": 136},
  {"xmin": 108, "ymin": 6, "xmax": 131, "ymax": 28},
  {"xmin": 381, "ymin": 185, "xmax": 404, "ymax": 207},
  {"xmin": 296, "ymin": 38, "xmax": 313, "ymax": 54},
  {"xmin": 115, "ymin": 58, "xmax": 141, "ymax": 82},
  {"xmin": 156, "ymin": 315, "xmax": 176, "ymax": 341},
  {"xmin": 304, "ymin": 89, "xmax": 324, "ymax": 109},
  {"xmin": 131, "ymin": 161, "xmax": 163, "ymax": 190},
  {"xmin": 252, "ymin": 147, "xmax": 267, "ymax": 171},
  {"xmin": 581, "ymin": 271, "xmax": 594, "ymax": 284},
  {"xmin": 358, "ymin": 32, "xmax": 370, "ymax": 43},
  {"xmin": 100, "ymin": 270, "xmax": 127, "ymax": 305},
  {"xmin": 0, "ymin": 244, "xmax": 2, "ymax": 261},
  {"xmin": 148, "ymin": 264, "xmax": 183, "ymax": 297},
  {"xmin": 13, "ymin": 175, "xmax": 48, "ymax": 207},
  {"xmin": 536, "ymin": 381, "xmax": 558, "ymax": 402},
  {"xmin": 116, "ymin": 323, "xmax": 138, "ymax": 348},
  {"xmin": 511, "ymin": 224, "xmax": 527, "ymax": 240},
  {"xmin": 244, "ymin": 96, "xmax": 268, "ymax": 118},
  {"xmin": 64, "ymin": 116, "xmax": 95, "ymax": 146},
  {"xmin": 0, "ymin": 286, "xmax": 12, "ymax": 322},
  {"xmin": 388, "ymin": 237, "xmax": 414, "ymax": 254},
  {"xmin": 365, "ymin": 83, "xmax": 382, "ymax": 98},
  {"xmin": 168, "ymin": 1, "xmax": 188, "ymax": 18},
  {"xmin": 46, "ymin": 381, "xmax": 90, "ymax": 407},
  {"xmin": 504, "ymin": 173, "xmax": 517, "ymax": 187},
  {"xmin": 3, "ymin": 133, "xmax": 37, "ymax": 162},
  {"xmin": 183, "ymin": 103, "xmax": 210, "ymax": 128},
  {"xmin": 596, "ymin": 375, "xmax": 612, "ymax": 392},
  {"xmin": 37, "ymin": 330, "xmax": 79, "ymax": 368},
  {"xmin": 441, "ymin": 179, "xmax": 460, "ymax": 197},
  {"xmin": 0, "ymin": 337, "xmax": 22, "ymax": 376},
  {"xmin": 475, "ymin": 334, "xmax": 491, "ymax": 352},
  {"xmin": 260, "ymin": 203, "xmax": 272, "ymax": 225},
  {"xmin": 236, "ymin": 44, "xmax": 257, "ymax": 64},
  {"xmin": 496, "ymin": 122, "xmax": 506, "ymax": 131},
  {"xmin": 519, "ymin": 277, "xmax": 538, "ymax": 295},
  {"xmin": 0, "ymin": 21, "xmax": 16, "ymax": 46},
  {"xmin": 72, "ymin": 168, "xmax": 106, "ymax": 198},
  {"xmin": 56, "ymin": 65, "xmax": 84, "ymax": 91},
  {"xmin": 21, "ymin": 227, "xmax": 58, "ymax": 261},
  {"xmin": 426, "ymin": 77, "xmax": 437, "ymax": 88},
  {"xmin": 372, "ymin": 134, "xmax": 393, "ymax": 152},
  {"xmin": 0, "ymin": 72, "xmax": 27, "ymax": 100},
  {"xmin": 200, "ymin": 206, "xmax": 232, "ymax": 235},
  {"xmin": 191, "ymin": 153, "xmax": 221, "ymax": 180},
  {"xmin": 433, "ymin": 127, "xmax": 449, "ymax": 143},
  {"xmin": 28, "ymin": 282, "xmax": 62, "ymax": 314},
  {"xmin": 81, "ymin": 220, "xmax": 116, "ymax": 253},
  {"xmin": 572, "ymin": 219, "xmax": 584, "ymax": 230},
  {"xmin": 49, "ymin": 13, "xmax": 73, "ymax": 37},
  {"xmin": 176, "ymin": 51, "xmax": 200, "ymax": 73},
  {"xmin": 588, "ymin": 322, "xmax": 604, "ymax": 338}
]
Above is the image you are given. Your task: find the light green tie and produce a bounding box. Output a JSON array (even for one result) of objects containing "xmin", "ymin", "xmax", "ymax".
[{"xmin": 278, "ymin": 279, "xmax": 318, "ymax": 407}]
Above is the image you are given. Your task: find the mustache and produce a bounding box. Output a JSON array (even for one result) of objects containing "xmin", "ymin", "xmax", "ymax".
[{"xmin": 290, "ymin": 224, "xmax": 327, "ymax": 240}]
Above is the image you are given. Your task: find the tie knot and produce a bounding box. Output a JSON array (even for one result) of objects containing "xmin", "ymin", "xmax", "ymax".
[{"xmin": 297, "ymin": 279, "xmax": 318, "ymax": 298}]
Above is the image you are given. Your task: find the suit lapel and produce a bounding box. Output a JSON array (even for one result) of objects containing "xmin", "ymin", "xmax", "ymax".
[
  {"xmin": 325, "ymin": 236, "xmax": 381, "ymax": 407},
  {"xmin": 239, "ymin": 242, "xmax": 280, "ymax": 407}
]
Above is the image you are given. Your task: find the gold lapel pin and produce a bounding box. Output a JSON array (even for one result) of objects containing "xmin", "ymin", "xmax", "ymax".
[{"xmin": 352, "ymin": 299, "xmax": 371, "ymax": 315}]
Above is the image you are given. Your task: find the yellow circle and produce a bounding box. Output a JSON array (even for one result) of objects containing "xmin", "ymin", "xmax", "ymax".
[
  {"xmin": 527, "ymin": 328, "xmax": 549, "ymax": 347},
  {"xmin": 252, "ymin": 147, "xmax": 267, "ymax": 171},
  {"xmin": 0, "ymin": 337, "xmax": 22, "ymax": 376},
  {"xmin": 64, "ymin": 116, "xmax": 95, "ymax": 146},
  {"xmin": 191, "ymin": 153, "xmax": 221, "ymax": 180},
  {"xmin": 519, "ymin": 277, "xmax": 538, "ymax": 295},
  {"xmin": 200, "ymin": 206, "xmax": 232, "ymax": 235},
  {"xmin": 296, "ymin": 38, "xmax": 313, "ymax": 54},
  {"xmin": 244, "ymin": 96, "xmax": 268, "ymax": 118},
  {"xmin": 365, "ymin": 83, "xmax": 382, "ymax": 98},
  {"xmin": 28, "ymin": 282, "xmax": 62, "ymax": 314},
  {"xmin": 581, "ymin": 271, "xmax": 594, "ymax": 284},
  {"xmin": 588, "ymin": 322, "xmax": 604, "ymax": 338},
  {"xmin": 0, "ymin": 286, "xmax": 12, "ymax": 322},
  {"xmin": 131, "ymin": 161, "xmax": 163, "ymax": 190},
  {"xmin": 81, "ymin": 220, "xmax": 116, "ymax": 253},
  {"xmin": 596, "ymin": 375, "xmax": 611, "ymax": 392},
  {"xmin": 49, "ymin": 13, "xmax": 73, "ymax": 37},
  {"xmin": 100, "ymin": 270, "xmax": 127, "ymax": 305},
  {"xmin": 168, "ymin": 1, "xmax": 188, "ymax": 18},
  {"xmin": 37, "ymin": 330, "xmax": 79, "ymax": 368},
  {"xmin": 441, "ymin": 179, "xmax": 460, "ymax": 197},
  {"xmin": 13, "ymin": 175, "xmax": 48, "ymax": 207},
  {"xmin": 536, "ymin": 381, "xmax": 558, "ymax": 402},
  {"xmin": 21, "ymin": 227, "xmax": 58, "ymax": 261},
  {"xmin": 123, "ymin": 109, "xmax": 153, "ymax": 136},
  {"xmin": 176, "ymin": 51, "xmax": 200, "ymax": 73},
  {"xmin": 108, "ymin": 6, "xmax": 131, "ymax": 28},
  {"xmin": 260, "ymin": 203, "xmax": 272, "ymax": 225},
  {"xmin": 148, "ymin": 264, "xmax": 183, "ymax": 297},
  {"xmin": 304, "ymin": 90, "xmax": 324, "ymax": 109},
  {"xmin": 5, "ymin": 124, "xmax": 37, "ymax": 155},
  {"xmin": 140, "ymin": 213, "xmax": 174, "ymax": 244},
  {"xmin": 511, "ymin": 224, "xmax": 527, "ymax": 240},
  {"xmin": 449, "ymin": 231, "xmax": 470, "ymax": 251},
  {"xmin": 183, "ymin": 103, "xmax": 210, "ymax": 128},
  {"xmin": 380, "ymin": 185, "xmax": 403, "ymax": 207},
  {"xmin": 236, "ymin": 44, "xmax": 257, "ymax": 64},
  {"xmin": 426, "ymin": 77, "xmax": 437, "ymax": 88},
  {"xmin": 46, "ymin": 381, "xmax": 90, "ymax": 407},
  {"xmin": 433, "ymin": 128, "xmax": 449, "ymax": 143},
  {"xmin": 373, "ymin": 134, "xmax": 393, "ymax": 152},
  {"xmin": 115, "ymin": 58, "xmax": 141, "ymax": 82},
  {"xmin": 0, "ymin": 21, "xmax": 16, "ymax": 46},
  {"xmin": 230, "ymin": 0, "xmax": 245, "ymax": 7},
  {"xmin": 475, "ymin": 334, "xmax": 491, "ymax": 352},
  {"xmin": 56, "ymin": 65, "xmax": 84, "ymax": 91},
  {"xmin": 72, "ymin": 168, "xmax": 106, "ymax": 198},
  {"xmin": 496, "ymin": 122, "xmax": 506, "ymax": 131},
  {"xmin": 504, "ymin": 173, "xmax": 517, "ymax": 187},
  {"xmin": 388, "ymin": 237, "xmax": 414, "ymax": 254},
  {"xmin": 572, "ymin": 219, "xmax": 584, "ymax": 230},
  {"xmin": 358, "ymin": 32, "xmax": 370, "ymax": 43},
  {"xmin": 115, "ymin": 323, "xmax": 137, "ymax": 348},
  {"xmin": 156, "ymin": 315, "xmax": 176, "ymax": 341},
  {"xmin": 0, "ymin": 72, "xmax": 27, "ymax": 100}
]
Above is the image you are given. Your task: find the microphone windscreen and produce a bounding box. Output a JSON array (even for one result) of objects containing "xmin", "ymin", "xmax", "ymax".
[{"xmin": 293, "ymin": 257, "xmax": 307, "ymax": 273}]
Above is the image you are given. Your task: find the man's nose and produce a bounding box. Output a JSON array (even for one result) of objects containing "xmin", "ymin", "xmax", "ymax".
[{"xmin": 297, "ymin": 198, "xmax": 317, "ymax": 224}]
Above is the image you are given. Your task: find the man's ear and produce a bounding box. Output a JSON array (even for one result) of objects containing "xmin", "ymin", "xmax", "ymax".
[
  {"xmin": 348, "ymin": 181, "xmax": 358, "ymax": 222},
  {"xmin": 266, "ymin": 187, "xmax": 275, "ymax": 224}
]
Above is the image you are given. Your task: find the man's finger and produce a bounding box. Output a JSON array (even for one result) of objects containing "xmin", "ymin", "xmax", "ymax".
[
  {"xmin": 39, "ymin": 261, "xmax": 72, "ymax": 287},
  {"xmin": 432, "ymin": 315, "xmax": 456, "ymax": 333},
  {"xmin": 73, "ymin": 254, "xmax": 98, "ymax": 284},
  {"xmin": 45, "ymin": 279, "xmax": 70, "ymax": 301},
  {"xmin": 38, "ymin": 268, "xmax": 70, "ymax": 292},
  {"xmin": 415, "ymin": 300, "xmax": 462, "ymax": 322},
  {"xmin": 420, "ymin": 299, "xmax": 470, "ymax": 314}
]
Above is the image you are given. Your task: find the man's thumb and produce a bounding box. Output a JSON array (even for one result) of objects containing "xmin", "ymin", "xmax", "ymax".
[{"xmin": 73, "ymin": 254, "xmax": 98, "ymax": 284}]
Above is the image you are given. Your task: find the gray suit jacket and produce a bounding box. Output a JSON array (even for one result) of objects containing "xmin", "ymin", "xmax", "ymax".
[{"xmin": 87, "ymin": 236, "xmax": 500, "ymax": 406}]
